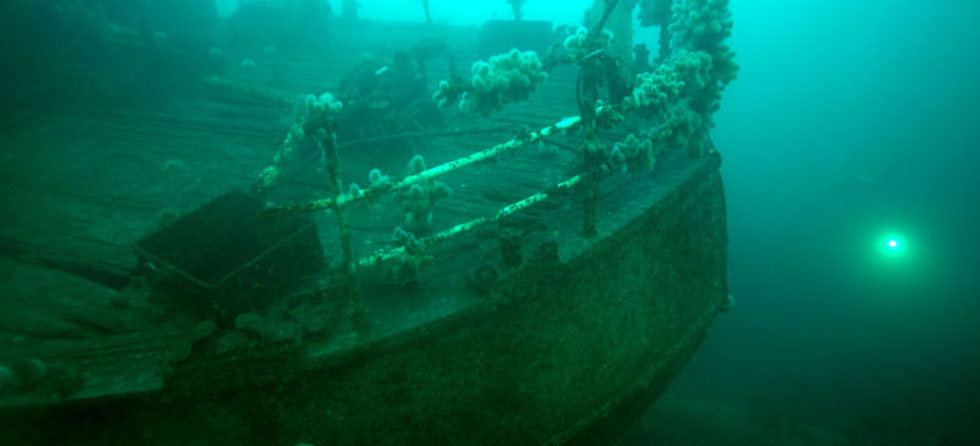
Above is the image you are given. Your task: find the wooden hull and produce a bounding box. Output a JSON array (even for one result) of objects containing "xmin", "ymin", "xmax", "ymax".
[{"xmin": 2, "ymin": 155, "xmax": 727, "ymax": 445}]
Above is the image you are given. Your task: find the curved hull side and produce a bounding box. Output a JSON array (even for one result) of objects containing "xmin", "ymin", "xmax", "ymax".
[{"xmin": 0, "ymin": 158, "xmax": 728, "ymax": 445}]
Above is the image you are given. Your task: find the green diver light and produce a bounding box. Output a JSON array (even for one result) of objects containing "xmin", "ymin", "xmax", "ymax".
[{"xmin": 878, "ymin": 232, "xmax": 907, "ymax": 259}]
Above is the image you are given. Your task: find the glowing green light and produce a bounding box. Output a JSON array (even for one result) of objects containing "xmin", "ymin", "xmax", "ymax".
[
  {"xmin": 878, "ymin": 233, "xmax": 906, "ymax": 259},
  {"xmin": 865, "ymin": 225, "xmax": 928, "ymax": 285}
]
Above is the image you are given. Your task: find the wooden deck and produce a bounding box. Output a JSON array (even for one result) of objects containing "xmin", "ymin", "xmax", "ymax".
[
  {"xmin": 0, "ymin": 19, "xmax": 596, "ymax": 399},
  {"xmin": 0, "ymin": 16, "xmax": 733, "ymax": 445},
  {"xmin": 0, "ymin": 20, "xmax": 728, "ymax": 445}
]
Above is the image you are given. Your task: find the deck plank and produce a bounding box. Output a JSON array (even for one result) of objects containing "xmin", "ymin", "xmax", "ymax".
[{"xmin": 0, "ymin": 19, "xmax": 668, "ymax": 406}]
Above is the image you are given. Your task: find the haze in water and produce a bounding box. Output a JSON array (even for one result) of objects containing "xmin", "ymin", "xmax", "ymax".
[
  {"xmin": 326, "ymin": 1, "xmax": 980, "ymax": 442},
  {"xmin": 630, "ymin": 0, "xmax": 980, "ymax": 444},
  {"xmin": 354, "ymin": 0, "xmax": 977, "ymax": 442},
  {"xmin": 1, "ymin": 0, "xmax": 977, "ymax": 444}
]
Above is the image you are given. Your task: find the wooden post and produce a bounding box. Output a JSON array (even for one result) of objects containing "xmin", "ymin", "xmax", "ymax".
[
  {"xmin": 317, "ymin": 130, "xmax": 369, "ymax": 336},
  {"xmin": 578, "ymin": 0, "xmax": 622, "ymax": 238},
  {"xmin": 422, "ymin": 0, "xmax": 432, "ymax": 25},
  {"xmin": 587, "ymin": 0, "xmax": 632, "ymax": 62},
  {"xmin": 342, "ymin": 0, "xmax": 358, "ymax": 20}
]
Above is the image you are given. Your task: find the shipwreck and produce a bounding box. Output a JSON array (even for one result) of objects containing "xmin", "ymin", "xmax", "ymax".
[{"xmin": 0, "ymin": 0, "xmax": 735, "ymax": 444}]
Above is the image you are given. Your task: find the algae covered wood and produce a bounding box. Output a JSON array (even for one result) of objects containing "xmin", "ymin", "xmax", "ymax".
[
  {"xmin": 0, "ymin": 152, "xmax": 727, "ymax": 445},
  {"xmin": 0, "ymin": 0, "xmax": 737, "ymax": 439}
]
